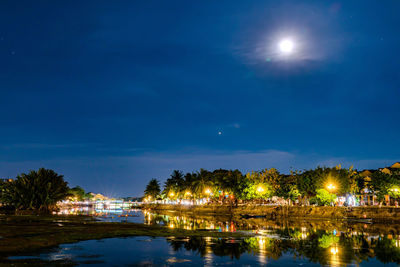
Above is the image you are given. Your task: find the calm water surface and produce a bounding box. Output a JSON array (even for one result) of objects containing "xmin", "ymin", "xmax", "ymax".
[{"xmin": 11, "ymin": 209, "xmax": 400, "ymax": 266}]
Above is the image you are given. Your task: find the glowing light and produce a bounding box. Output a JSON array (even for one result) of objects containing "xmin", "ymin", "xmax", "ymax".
[
  {"xmin": 205, "ymin": 188, "xmax": 211, "ymax": 195},
  {"xmin": 330, "ymin": 247, "xmax": 339, "ymax": 255},
  {"xmin": 257, "ymin": 185, "xmax": 265, "ymax": 194},
  {"xmin": 327, "ymin": 184, "xmax": 336, "ymax": 191},
  {"xmin": 279, "ymin": 39, "xmax": 294, "ymax": 53},
  {"xmin": 169, "ymin": 192, "xmax": 175, "ymax": 197}
]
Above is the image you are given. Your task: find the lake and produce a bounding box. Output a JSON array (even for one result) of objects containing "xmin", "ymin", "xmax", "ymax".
[{"xmin": 11, "ymin": 208, "xmax": 400, "ymax": 266}]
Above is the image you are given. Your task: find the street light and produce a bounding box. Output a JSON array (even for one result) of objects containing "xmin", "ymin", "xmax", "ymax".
[
  {"xmin": 169, "ymin": 192, "xmax": 175, "ymax": 197},
  {"xmin": 327, "ymin": 184, "xmax": 336, "ymax": 192},
  {"xmin": 257, "ymin": 185, "xmax": 265, "ymax": 194},
  {"xmin": 204, "ymin": 188, "xmax": 211, "ymax": 195}
]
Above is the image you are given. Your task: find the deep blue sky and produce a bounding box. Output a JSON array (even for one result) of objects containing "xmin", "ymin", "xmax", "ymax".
[{"xmin": 1, "ymin": 1, "xmax": 399, "ymax": 196}]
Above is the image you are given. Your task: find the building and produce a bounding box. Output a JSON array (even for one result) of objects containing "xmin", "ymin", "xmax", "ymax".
[
  {"xmin": 359, "ymin": 170, "xmax": 375, "ymax": 205},
  {"xmin": 359, "ymin": 162, "xmax": 400, "ymax": 205},
  {"xmin": 90, "ymin": 192, "xmax": 109, "ymax": 201},
  {"xmin": 379, "ymin": 162, "xmax": 400, "ymax": 175}
]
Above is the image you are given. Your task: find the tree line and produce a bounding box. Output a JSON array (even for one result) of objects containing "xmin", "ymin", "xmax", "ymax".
[
  {"xmin": 0, "ymin": 168, "xmax": 90, "ymax": 213},
  {"xmin": 144, "ymin": 166, "xmax": 400, "ymax": 205}
]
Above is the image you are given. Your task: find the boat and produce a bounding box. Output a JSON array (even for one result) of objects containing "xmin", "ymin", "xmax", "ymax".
[
  {"xmin": 344, "ymin": 217, "xmax": 373, "ymax": 224},
  {"xmin": 240, "ymin": 214, "xmax": 267, "ymax": 219}
]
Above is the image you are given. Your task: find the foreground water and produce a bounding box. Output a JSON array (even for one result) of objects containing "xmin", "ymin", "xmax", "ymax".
[{"xmin": 12, "ymin": 208, "xmax": 400, "ymax": 266}]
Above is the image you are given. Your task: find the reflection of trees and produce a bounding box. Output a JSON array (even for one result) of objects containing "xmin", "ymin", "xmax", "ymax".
[
  {"xmin": 167, "ymin": 237, "xmax": 246, "ymax": 259},
  {"xmin": 167, "ymin": 237, "xmax": 209, "ymax": 257},
  {"xmin": 244, "ymin": 237, "xmax": 286, "ymax": 260},
  {"xmin": 211, "ymin": 239, "xmax": 248, "ymax": 259},
  {"xmin": 293, "ymin": 231, "xmax": 330, "ymax": 265},
  {"xmin": 339, "ymin": 233, "xmax": 372, "ymax": 264},
  {"xmin": 373, "ymin": 237, "xmax": 400, "ymax": 263},
  {"xmin": 149, "ymin": 210, "xmax": 400, "ymax": 265},
  {"xmin": 166, "ymin": 232, "xmax": 400, "ymax": 265}
]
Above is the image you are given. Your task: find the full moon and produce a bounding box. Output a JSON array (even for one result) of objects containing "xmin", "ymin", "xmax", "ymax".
[{"xmin": 279, "ymin": 39, "xmax": 294, "ymax": 53}]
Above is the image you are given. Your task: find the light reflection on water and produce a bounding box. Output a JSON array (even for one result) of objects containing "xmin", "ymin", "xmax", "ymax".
[
  {"xmin": 41, "ymin": 208, "xmax": 400, "ymax": 266},
  {"xmin": 56, "ymin": 207, "xmax": 145, "ymax": 223},
  {"xmin": 10, "ymin": 234, "xmax": 399, "ymax": 266}
]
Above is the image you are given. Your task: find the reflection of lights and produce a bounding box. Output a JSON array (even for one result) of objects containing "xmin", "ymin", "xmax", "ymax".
[
  {"xmin": 257, "ymin": 237, "xmax": 268, "ymax": 265},
  {"xmin": 169, "ymin": 223, "xmax": 174, "ymax": 229},
  {"xmin": 258, "ymin": 237, "xmax": 266, "ymax": 247},
  {"xmin": 301, "ymin": 227, "xmax": 308, "ymax": 240},
  {"xmin": 330, "ymin": 247, "xmax": 339, "ymax": 255},
  {"xmin": 329, "ymin": 245, "xmax": 340, "ymax": 267}
]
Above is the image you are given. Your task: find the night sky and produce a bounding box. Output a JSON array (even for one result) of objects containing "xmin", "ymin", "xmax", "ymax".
[{"xmin": 1, "ymin": 1, "xmax": 399, "ymax": 197}]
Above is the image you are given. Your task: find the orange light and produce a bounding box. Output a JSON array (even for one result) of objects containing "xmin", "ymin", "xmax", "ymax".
[{"xmin": 327, "ymin": 184, "xmax": 336, "ymax": 191}]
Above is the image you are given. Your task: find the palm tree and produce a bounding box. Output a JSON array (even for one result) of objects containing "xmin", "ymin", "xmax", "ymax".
[
  {"xmin": 144, "ymin": 178, "xmax": 161, "ymax": 199},
  {"xmin": 191, "ymin": 169, "xmax": 213, "ymax": 198},
  {"xmin": 1, "ymin": 168, "xmax": 70, "ymax": 213},
  {"xmin": 163, "ymin": 170, "xmax": 185, "ymax": 198}
]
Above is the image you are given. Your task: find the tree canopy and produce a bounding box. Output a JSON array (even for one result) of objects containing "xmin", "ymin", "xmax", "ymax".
[
  {"xmin": 0, "ymin": 168, "xmax": 70, "ymax": 213},
  {"xmin": 144, "ymin": 178, "xmax": 161, "ymax": 199}
]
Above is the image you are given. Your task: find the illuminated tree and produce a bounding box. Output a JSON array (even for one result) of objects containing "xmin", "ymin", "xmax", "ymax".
[
  {"xmin": 68, "ymin": 186, "xmax": 90, "ymax": 201},
  {"xmin": 191, "ymin": 169, "xmax": 214, "ymax": 198},
  {"xmin": 162, "ymin": 170, "xmax": 184, "ymax": 198},
  {"xmin": 144, "ymin": 178, "xmax": 161, "ymax": 199},
  {"xmin": 238, "ymin": 171, "xmax": 272, "ymax": 201},
  {"xmin": 277, "ymin": 171, "xmax": 301, "ymax": 202},
  {"xmin": 370, "ymin": 171, "xmax": 400, "ymax": 202},
  {"xmin": 298, "ymin": 166, "xmax": 358, "ymax": 198},
  {"xmin": 315, "ymin": 189, "xmax": 336, "ymax": 206}
]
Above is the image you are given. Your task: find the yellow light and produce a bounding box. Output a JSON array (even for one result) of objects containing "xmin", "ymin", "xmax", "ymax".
[
  {"xmin": 327, "ymin": 184, "xmax": 336, "ymax": 191},
  {"xmin": 169, "ymin": 192, "xmax": 175, "ymax": 197},
  {"xmin": 258, "ymin": 237, "xmax": 266, "ymax": 247},
  {"xmin": 185, "ymin": 191, "xmax": 192, "ymax": 196},
  {"xmin": 257, "ymin": 185, "xmax": 265, "ymax": 193},
  {"xmin": 330, "ymin": 247, "xmax": 339, "ymax": 255},
  {"xmin": 205, "ymin": 188, "xmax": 211, "ymax": 195},
  {"xmin": 169, "ymin": 223, "xmax": 174, "ymax": 229}
]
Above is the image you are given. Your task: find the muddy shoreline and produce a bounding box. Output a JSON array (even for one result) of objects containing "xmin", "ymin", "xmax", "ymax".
[{"xmin": 0, "ymin": 214, "xmax": 248, "ymax": 263}]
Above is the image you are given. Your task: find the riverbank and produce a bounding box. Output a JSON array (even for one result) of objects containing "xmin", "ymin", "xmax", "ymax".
[
  {"xmin": 0, "ymin": 215, "xmax": 250, "ymax": 264},
  {"xmin": 140, "ymin": 204, "xmax": 400, "ymax": 222}
]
